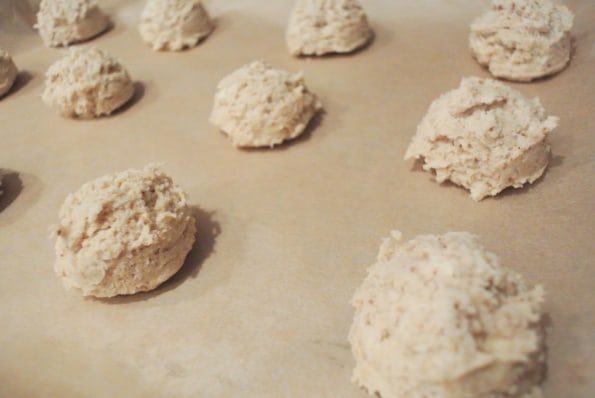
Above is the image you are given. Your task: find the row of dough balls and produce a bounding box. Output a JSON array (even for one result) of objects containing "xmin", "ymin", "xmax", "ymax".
[
  {"xmin": 9, "ymin": 42, "xmax": 558, "ymax": 201},
  {"xmin": 28, "ymin": 0, "xmax": 575, "ymax": 77},
  {"xmin": 52, "ymin": 163, "xmax": 548, "ymax": 397},
  {"xmin": 34, "ymin": 0, "xmax": 373, "ymax": 54}
]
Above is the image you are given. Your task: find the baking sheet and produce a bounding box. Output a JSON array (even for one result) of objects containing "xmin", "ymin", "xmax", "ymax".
[{"xmin": 0, "ymin": 0, "xmax": 593, "ymax": 397}]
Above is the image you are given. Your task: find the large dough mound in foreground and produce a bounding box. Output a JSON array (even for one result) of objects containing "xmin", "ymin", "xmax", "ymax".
[
  {"xmin": 139, "ymin": 0, "xmax": 214, "ymax": 51},
  {"xmin": 36, "ymin": 0, "xmax": 109, "ymax": 47},
  {"xmin": 349, "ymin": 231, "xmax": 547, "ymax": 398},
  {"xmin": 42, "ymin": 47, "xmax": 135, "ymax": 119},
  {"xmin": 405, "ymin": 77, "xmax": 558, "ymax": 201},
  {"xmin": 53, "ymin": 165, "xmax": 196, "ymax": 298},
  {"xmin": 469, "ymin": 0, "xmax": 574, "ymax": 82},
  {"xmin": 286, "ymin": 0, "xmax": 373, "ymax": 56},
  {"xmin": 210, "ymin": 60, "xmax": 322, "ymax": 148},
  {"xmin": 0, "ymin": 49, "xmax": 18, "ymax": 98}
]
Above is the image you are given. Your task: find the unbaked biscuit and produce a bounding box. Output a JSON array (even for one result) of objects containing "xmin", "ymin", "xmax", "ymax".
[
  {"xmin": 286, "ymin": 0, "xmax": 373, "ymax": 56},
  {"xmin": 469, "ymin": 0, "xmax": 574, "ymax": 81},
  {"xmin": 53, "ymin": 164, "xmax": 196, "ymax": 298},
  {"xmin": 405, "ymin": 77, "xmax": 557, "ymax": 201},
  {"xmin": 42, "ymin": 47, "xmax": 135, "ymax": 119},
  {"xmin": 0, "ymin": 49, "xmax": 18, "ymax": 98},
  {"xmin": 349, "ymin": 230, "xmax": 547, "ymax": 398},
  {"xmin": 139, "ymin": 0, "xmax": 214, "ymax": 51},
  {"xmin": 209, "ymin": 60, "xmax": 322, "ymax": 148},
  {"xmin": 36, "ymin": 0, "xmax": 109, "ymax": 47}
]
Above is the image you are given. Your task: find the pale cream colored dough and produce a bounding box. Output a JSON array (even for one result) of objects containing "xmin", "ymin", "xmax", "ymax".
[
  {"xmin": 53, "ymin": 165, "xmax": 196, "ymax": 298},
  {"xmin": 405, "ymin": 77, "xmax": 558, "ymax": 201},
  {"xmin": 349, "ymin": 231, "xmax": 547, "ymax": 398},
  {"xmin": 0, "ymin": 49, "xmax": 18, "ymax": 98},
  {"xmin": 209, "ymin": 60, "xmax": 322, "ymax": 148},
  {"xmin": 286, "ymin": 0, "xmax": 373, "ymax": 56},
  {"xmin": 139, "ymin": 0, "xmax": 214, "ymax": 51},
  {"xmin": 36, "ymin": 0, "xmax": 109, "ymax": 47},
  {"xmin": 469, "ymin": 0, "xmax": 574, "ymax": 82},
  {"xmin": 42, "ymin": 47, "xmax": 135, "ymax": 119}
]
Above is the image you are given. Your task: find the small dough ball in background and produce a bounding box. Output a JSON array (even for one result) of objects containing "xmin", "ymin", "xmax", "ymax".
[
  {"xmin": 349, "ymin": 231, "xmax": 547, "ymax": 398},
  {"xmin": 286, "ymin": 0, "xmax": 373, "ymax": 56},
  {"xmin": 209, "ymin": 60, "xmax": 322, "ymax": 148},
  {"xmin": 36, "ymin": 0, "xmax": 109, "ymax": 47},
  {"xmin": 42, "ymin": 47, "xmax": 135, "ymax": 119},
  {"xmin": 53, "ymin": 164, "xmax": 197, "ymax": 298},
  {"xmin": 405, "ymin": 77, "xmax": 558, "ymax": 201},
  {"xmin": 0, "ymin": 49, "xmax": 18, "ymax": 97},
  {"xmin": 139, "ymin": 0, "xmax": 214, "ymax": 51},
  {"xmin": 469, "ymin": 0, "xmax": 574, "ymax": 82}
]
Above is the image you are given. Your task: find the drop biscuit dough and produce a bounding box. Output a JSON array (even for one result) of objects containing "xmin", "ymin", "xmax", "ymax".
[
  {"xmin": 36, "ymin": 0, "xmax": 109, "ymax": 47},
  {"xmin": 139, "ymin": 0, "xmax": 214, "ymax": 51},
  {"xmin": 0, "ymin": 49, "xmax": 18, "ymax": 98},
  {"xmin": 210, "ymin": 60, "xmax": 322, "ymax": 148},
  {"xmin": 349, "ymin": 231, "xmax": 547, "ymax": 398},
  {"xmin": 286, "ymin": 0, "xmax": 373, "ymax": 56},
  {"xmin": 405, "ymin": 77, "xmax": 558, "ymax": 201},
  {"xmin": 53, "ymin": 165, "xmax": 196, "ymax": 298},
  {"xmin": 469, "ymin": 0, "xmax": 574, "ymax": 82},
  {"xmin": 42, "ymin": 47, "xmax": 135, "ymax": 119}
]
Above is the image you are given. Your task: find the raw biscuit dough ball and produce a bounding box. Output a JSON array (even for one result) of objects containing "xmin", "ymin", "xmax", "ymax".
[
  {"xmin": 42, "ymin": 47, "xmax": 135, "ymax": 119},
  {"xmin": 139, "ymin": 0, "xmax": 214, "ymax": 51},
  {"xmin": 36, "ymin": 0, "xmax": 109, "ymax": 47},
  {"xmin": 0, "ymin": 49, "xmax": 18, "ymax": 97},
  {"xmin": 53, "ymin": 165, "xmax": 197, "ymax": 298},
  {"xmin": 349, "ymin": 231, "xmax": 547, "ymax": 398},
  {"xmin": 469, "ymin": 0, "xmax": 574, "ymax": 82},
  {"xmin": 405, "ymin": 77, "xmax": 558, "ymax": 201},
  {"xmin": 286, "ymin": 0, "xmax": 373, "ymax": 56},
  {"xmin": 209, "ymin": 60, "xmax": 322, "ymax": 148}
]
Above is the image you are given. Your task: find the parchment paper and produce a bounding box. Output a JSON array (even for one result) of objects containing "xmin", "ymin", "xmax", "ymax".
[{"xmin": 0, "ymin": 1, "xmax": 593, "ymax": 397}]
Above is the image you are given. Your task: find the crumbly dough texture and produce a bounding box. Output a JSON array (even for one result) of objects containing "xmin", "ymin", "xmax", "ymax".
[
  {"xmin": 139, "ymin": 0, "xmax": 214, "ymax": 51},
  {"xmin": 53, "ymin": 165, "xmax": 196, "ymax": 298},
  {"xmin": 42, "ymin": 47, "xmax": 135, "ymax": 119},
  {"xmin": 36, "ymin": 0, "xmax": 109, "ymax": 47},
  {"xmin": 0, "ymin": 49, "xmax": 18, "ymax": 97},
  {"xmin": 349, "ymin": 231, "xmax": 547, "ymax": 398},
  {"xmin": 469, "ymin": 0, "xmax": 574, "ymax": 82},
  {"xmin": 405, "ymin": 77, "xmax": 557, "ymax": 201},
  {"xmin": 286, "ymin": 0, "xmax": 373, "ymax": 56},
  {"xmin": 209, "ymin": 60, "xmax": 322, "ymax": 148}
]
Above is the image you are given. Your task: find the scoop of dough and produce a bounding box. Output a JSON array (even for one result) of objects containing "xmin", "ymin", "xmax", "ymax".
[
  {"xmin": 53, "ymin": 164, "xmax": 196, "ymax": 298},
  {"xmin": 36, "ymin": 0, "xmax": 109, "ymax": 47},
  {"xmin": 286, "ymin": 0, "xmax": 373, "ymax": 56},
  {"xmin": 469, "ymin": 0, "xmax": 574, "ymax": 82},
  {"xmin": 0, "ymin": 49, "xmax": 18, "ymax": 98},
  {"xmin": 349, "ymin": 231, "xmax": 547, "ymax": 398},
  {"xmin": 42, "ymin": 47, "xmax": 135, "ymax": 119},
  {"xmin": 404, "ymin": 77, "xmax": 557, "ymax": 201},
  {"xmin": 209, "ymin": 60, "xmax": 322, "ymax": 148},
  {"xmin": 139, "ymin": 0, "xmax": 214, "ymax": 51}
]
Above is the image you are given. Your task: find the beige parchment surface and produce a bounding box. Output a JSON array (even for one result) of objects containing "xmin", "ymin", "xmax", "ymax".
[{"xmin": 0, "ymin": 1, "xmax": 593, "ymax": 397}]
